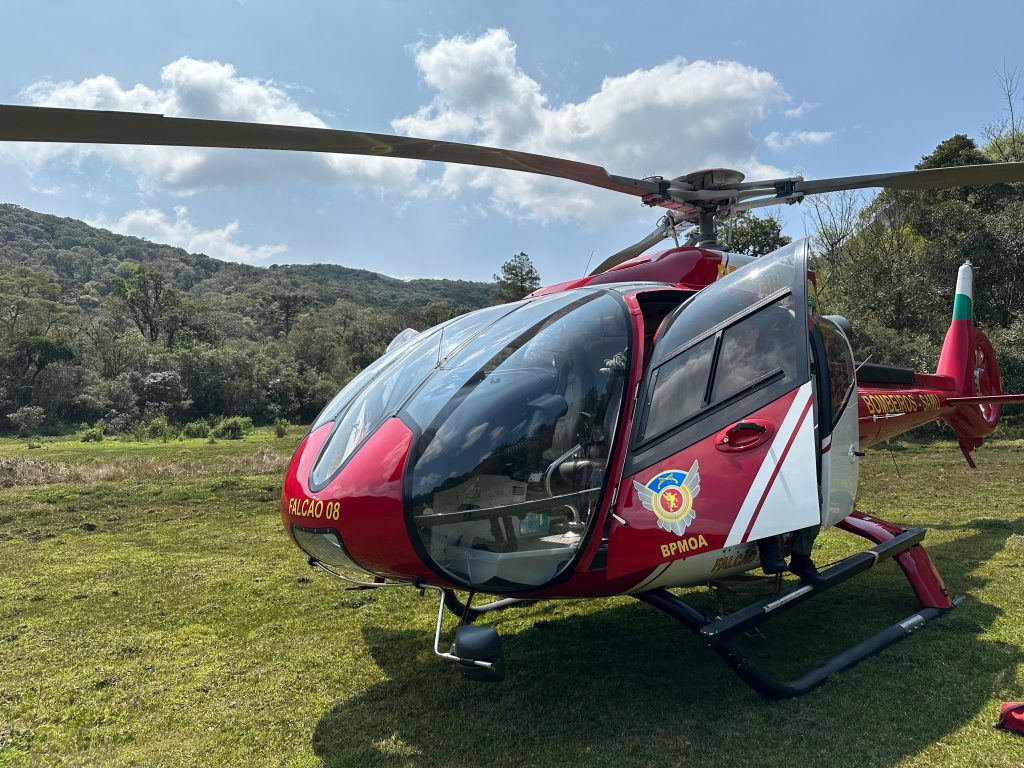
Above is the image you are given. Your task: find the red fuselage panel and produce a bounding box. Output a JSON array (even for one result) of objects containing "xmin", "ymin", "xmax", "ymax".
[{"xmin": 281, "ymin": 418, "xmax": 440, "ymax": 582}]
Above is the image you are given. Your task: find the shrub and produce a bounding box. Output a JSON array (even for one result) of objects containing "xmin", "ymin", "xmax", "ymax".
[
  {"xmin": 103, "ymin": 411, "xmax": 135, "ymax": 436},
  {"xmin": 80, "ymin": 425, "xmax": 104, "ymax": 443},
  {"xmin": 27, "ymin": 439, "xmax": 42, "ymax": 449},
  {"xmin": 182, "ymin": 420, "xmax": 211, "ymax": 439},
  {"xmin": 144, "ymin": 415, "xmax": 176, "ymax": 442},
  {"xmin": 274, "ymin": 418, "xmax": 289, "ymax": 438},
  {"xmin": 213, "ymin": 416, "xmax": 253, "ymax": 440},
  {"xmin": 7, "ymin": 406, "xmax": 46, "ymax": 437}
]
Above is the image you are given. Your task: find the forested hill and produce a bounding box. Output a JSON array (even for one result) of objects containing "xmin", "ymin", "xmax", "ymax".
[
  {"xmin": 0, "ymin": 203, "xmax": 496, "ymax": 435},
  {"xmin": 0, "ymin": 204, "xmax": 493, "ymax": 310}
]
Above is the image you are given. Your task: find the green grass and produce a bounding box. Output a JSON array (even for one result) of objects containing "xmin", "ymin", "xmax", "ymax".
[{"xmin": 1, "ymin": 430, "xmax": 1023, "ymax": 767}]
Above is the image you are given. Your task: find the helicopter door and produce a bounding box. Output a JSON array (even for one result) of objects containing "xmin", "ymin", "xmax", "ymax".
[
  {"xmin": 813, "ymin": 317, "xmax": 859, "ymax": 529},
  {"xmin": 609, "ymin": 240, "xmax": 821, "ymax": 580}
]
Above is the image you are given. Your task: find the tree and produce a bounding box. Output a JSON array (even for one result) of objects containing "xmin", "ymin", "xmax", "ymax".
[
  {"xmin": 260, "ymin": 287, "xmax": 311, "ymax": 336},
  {"xmin": 805, "ymin": 128, "xmax": 1024, "ymax": 398},
  {"xmin": 113, "ymin": 263, "xmax": 189, "ymax": 345},
  {"xmin": 984, "ymin": 200, "xmax": 1024, "ymax": 325},
  {"xmin": 7, "ymin": 405, "xmax": 45, "ymax": 437},
  {"xmin": 493, "ymin": 252, "xmax": 541, "ymax": 302},
  {"xmin": 721, "ymin": 212, "xmax": 791, "ymax": 257},
  {"xmin": 982, "ymin": 63, "xmax": 1024, "ymax": 163},
  {"xmin": 804, "ymin": 190, "xmax": 864, "ymax": 284},
  {"xmin": 0, "ymin": 265, "xmax": 76, "ymax": 342}
]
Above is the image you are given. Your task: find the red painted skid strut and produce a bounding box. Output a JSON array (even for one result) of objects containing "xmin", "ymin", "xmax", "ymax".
[{"xmin": 837, "ymin": 512, "xmax": 952, "ymax": 610}]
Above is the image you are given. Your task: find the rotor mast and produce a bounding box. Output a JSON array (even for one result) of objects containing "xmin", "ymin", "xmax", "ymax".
[{"xmin": 697, "ymin": 209, "xmax": 718, "ymax": 248}]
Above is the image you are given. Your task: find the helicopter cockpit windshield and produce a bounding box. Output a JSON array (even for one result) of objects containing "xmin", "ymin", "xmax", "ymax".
[{"xmin": 404, "ymin": 290, "xmax": 632, "ymax": 592}]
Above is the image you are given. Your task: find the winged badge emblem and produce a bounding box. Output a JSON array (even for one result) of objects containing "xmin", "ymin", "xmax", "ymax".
[{"xmin": 632, "ymin": 461, "xmax": 701, "ymax": 536}]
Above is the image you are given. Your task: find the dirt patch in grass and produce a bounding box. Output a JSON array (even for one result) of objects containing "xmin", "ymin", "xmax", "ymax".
[{"xmin": 0, "ymin": 446, "xmax": 289, "ymax": 487}]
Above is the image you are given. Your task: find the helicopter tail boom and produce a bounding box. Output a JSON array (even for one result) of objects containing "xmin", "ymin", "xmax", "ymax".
[{"xmin": 856, "ymin": 262, "xmax": 1021, "ymax": 458}]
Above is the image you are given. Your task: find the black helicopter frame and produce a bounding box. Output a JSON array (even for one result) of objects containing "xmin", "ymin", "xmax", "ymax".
[
  {"xmin": 439, "ymin": 516, "xmax": 959, "ymax": 699},
  {"xmin": 637, "ymin": 523, "xmax": 960, "ymax": 699}
]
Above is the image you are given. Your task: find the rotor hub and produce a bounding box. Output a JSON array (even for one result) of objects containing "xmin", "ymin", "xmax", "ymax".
[{"xmin": 674, "ymin": 168, "xmax": 746, "ymax": 190}]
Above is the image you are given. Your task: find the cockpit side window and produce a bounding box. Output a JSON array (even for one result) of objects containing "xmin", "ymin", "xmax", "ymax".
[
  {"xmin": 627, "ymin": 240, "xmax": 811, "ymax": 476},
  {"xmin": 636, "ymin": 295, "xmax": 797, "ymax": 446},
  {"xmin": 638, "ymin": 335, "xmax": 715, "ymax": 442},
  {"xmin": 709, "ymin": 298, "xmax": 795, "ymax": 403}
]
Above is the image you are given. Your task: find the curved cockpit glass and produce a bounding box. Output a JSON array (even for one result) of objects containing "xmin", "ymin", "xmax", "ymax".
[
  {"xmin": 308, "ymin": 302, "xmax": 523, "ymax": 489},
  {"xmin": 404, "ymin": 291, "xmax": 631, "ymax": 592}
]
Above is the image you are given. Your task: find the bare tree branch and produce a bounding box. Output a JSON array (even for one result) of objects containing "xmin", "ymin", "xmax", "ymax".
[{"xmin": 982, "ymin": 62, "xmax": 1024, "ymax": 162}]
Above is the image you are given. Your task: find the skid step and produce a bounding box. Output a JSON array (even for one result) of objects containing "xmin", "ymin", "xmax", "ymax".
[
  {"xmin": 712, "ymin": 597, "xmax": 961, "ymax": 699},
  {"xmin": 700, "ymin": 527, "xmax": 926, "ymax": 646}
]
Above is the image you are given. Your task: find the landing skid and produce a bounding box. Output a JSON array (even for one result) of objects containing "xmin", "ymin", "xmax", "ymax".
[{"xmin": 638, "ymin": 513, "xmax": 959, "ymax": 699}]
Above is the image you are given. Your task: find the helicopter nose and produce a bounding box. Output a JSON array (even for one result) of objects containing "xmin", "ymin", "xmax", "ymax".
[{"xmin": 281, "ymin": 418, "xmax": 437, "ymax": 582}]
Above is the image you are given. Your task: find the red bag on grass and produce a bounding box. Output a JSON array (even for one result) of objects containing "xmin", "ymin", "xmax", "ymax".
[{"xmin": 996, "ymin": 702, "xmax": 1024, "ymax": 735}]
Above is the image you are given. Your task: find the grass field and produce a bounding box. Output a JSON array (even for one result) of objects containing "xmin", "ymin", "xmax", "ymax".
[{"xmin": 1, "ymin": 429, "xmax": 1023, "ymax": 767}]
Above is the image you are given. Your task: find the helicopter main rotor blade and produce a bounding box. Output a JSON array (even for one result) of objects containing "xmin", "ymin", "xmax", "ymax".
[
  {"xmin": 0, "ymin": 104, "xmax": 664, "ymax": 199},
  {"xmin": 793, "ymin": 162, "xmax": 1024, "ymax": 196},
  {"xmin": 8, "ymin": 104, "xmax": 1024, "ymax": 270},
  {"xmin": 589, "ymin": 216, "xmax": 678, "ymax": 275}
]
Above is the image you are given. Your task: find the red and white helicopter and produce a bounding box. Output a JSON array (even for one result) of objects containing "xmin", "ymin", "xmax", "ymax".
[{"xmin": 4, "ymin": 105, "xmax": 1024, "ymax": 698}]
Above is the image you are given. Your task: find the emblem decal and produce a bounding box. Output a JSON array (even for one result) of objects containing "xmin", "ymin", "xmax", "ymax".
[{"xmin": 632, "ymin": 460, "xmax": 701, "ymax": 535}]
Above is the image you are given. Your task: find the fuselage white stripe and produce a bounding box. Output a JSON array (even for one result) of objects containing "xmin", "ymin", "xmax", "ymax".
[
  {"xmin": 628, "ymin": 562, "xmax": 672, "ymax": 594},
  {"xmin": 724, "ymin": 381, "xmax": 814, "ymax": 547}
]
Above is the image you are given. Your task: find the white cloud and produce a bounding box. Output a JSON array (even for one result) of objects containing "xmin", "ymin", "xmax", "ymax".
[
  {"xmin": 5, "ymin": 33, "xmax": 822, "ymax": 228},
  {"xmin": 765, "ymin": 130, "xmax": 833, "ymax": 152},
  {"xmin": 92, "ymin": 206, "xmax": 287, "ymax": 265},
  {"xmin": 784, "ymin": 101, "xmax": 818, "ymax": 119},
  {"xmin": 391, "ymin": 29, "xmax": 792, "ymax": 224},
  {"xmin": 5, "ymin": 58, "xmax": 421, "ymax": 193},
  {"xmin": 385, "ymin": 273, "xmax": 450, "ymax": 282}
]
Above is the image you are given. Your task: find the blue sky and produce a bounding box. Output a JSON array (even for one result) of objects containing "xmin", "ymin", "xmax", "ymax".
[{"xmin": 2, "ymin": 1, "xmax": 1022, "ymax": 284}]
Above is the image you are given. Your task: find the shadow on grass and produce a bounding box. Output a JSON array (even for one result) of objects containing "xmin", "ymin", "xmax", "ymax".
[{"xmin": 312, "ymin": 518, "xmax": 1024, "ymax": 768}]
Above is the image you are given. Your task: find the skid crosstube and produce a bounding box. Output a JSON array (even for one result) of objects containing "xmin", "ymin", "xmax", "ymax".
[
  {"xmin": 637, "ymin": 516, "xmax": 958, "ymax": 699},
  {"xmin": 441, "ymin": 589, "xmax": 535, "ymax": 622}
]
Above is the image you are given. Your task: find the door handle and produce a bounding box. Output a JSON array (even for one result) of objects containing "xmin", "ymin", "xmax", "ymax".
[
  {"xmin": 714, "ymin": 419, "xmax": 775, "ymax": 452},
  {"xmin": 731, "ymin": 422, "xmax": 767, "ymax": 435}
]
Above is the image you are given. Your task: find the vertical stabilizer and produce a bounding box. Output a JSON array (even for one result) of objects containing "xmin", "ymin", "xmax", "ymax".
[
  {"xmin": 936, "ymin": 261, "xmax": 1005, "ymax": 463},
  {"xmin": 951, "ymin": 262, "xmax": 974, "ymax": 322},
  {"xmin": 935, "ymin": 262, "xmax": 975, "ymax": 392}
]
